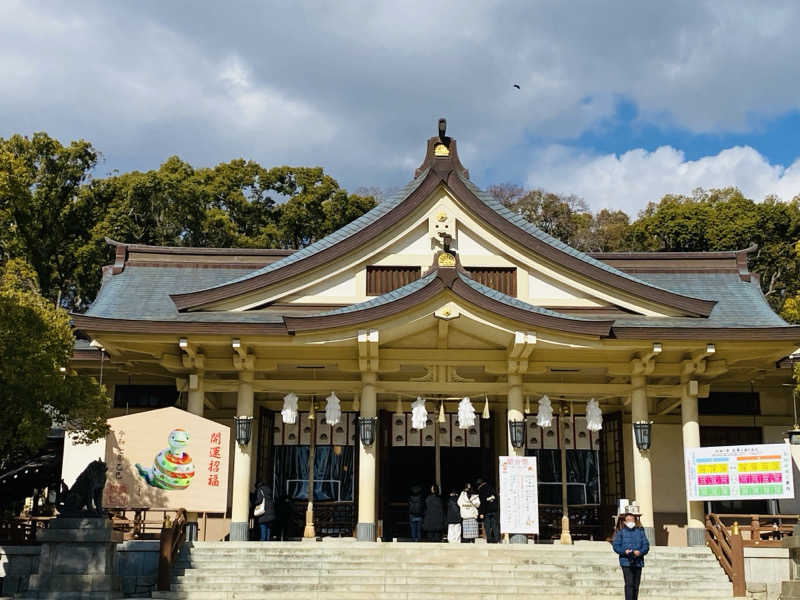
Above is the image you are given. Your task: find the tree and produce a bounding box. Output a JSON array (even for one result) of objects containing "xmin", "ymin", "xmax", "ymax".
[
  {"xmin": 75, "ymin": 161, "xmax": 375, "ymax": 305},
  {"xmin": 0, "ymin": 259, "xmax": 109, "ymax": 460},
  {"xmin": 0, "ymin": 133, "xmax": 101, "ymax": 309}
]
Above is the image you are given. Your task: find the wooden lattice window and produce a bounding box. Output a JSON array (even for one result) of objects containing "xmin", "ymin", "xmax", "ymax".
[
  {"xmin": 366, "ymin": 266, "xmax": 421, "ymax": 295},
  {"xmin": 465, "ymin": 267, "xmax": 517, "ymax": 296}
]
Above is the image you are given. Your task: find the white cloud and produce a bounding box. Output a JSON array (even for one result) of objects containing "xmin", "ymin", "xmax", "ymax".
[
  {"xmin": 526, "ymin": 145, "xmax": 800, "ymax": 215},
  {"xmin": 1, "ymin": 1, "xmax": 800, "ymax": 189}
]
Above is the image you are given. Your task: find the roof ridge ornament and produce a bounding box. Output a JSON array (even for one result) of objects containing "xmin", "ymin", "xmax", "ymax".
[{"xmin": 415, "ymin": 117, "xmax": 470, "ymax": 179}]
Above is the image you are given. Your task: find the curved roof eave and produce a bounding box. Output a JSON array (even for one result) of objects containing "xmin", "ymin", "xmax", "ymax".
[
  {"xmin": 168, "ymin": 143, "xmax": 716, "ymax": 317},
  {"xmin": 284, "ymin": 267, "xmax": 615, "ymax": 337}
]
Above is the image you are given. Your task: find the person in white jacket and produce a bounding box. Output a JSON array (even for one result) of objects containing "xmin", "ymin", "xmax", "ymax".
[{"xmin": 458, "ymin": 483, "xmax": 481, "ymax": 543}]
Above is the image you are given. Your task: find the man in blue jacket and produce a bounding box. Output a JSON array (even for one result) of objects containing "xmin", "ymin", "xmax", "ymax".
[{"xmin": 611, "ymin": 503, "xmax": 649, "ymax": 600}]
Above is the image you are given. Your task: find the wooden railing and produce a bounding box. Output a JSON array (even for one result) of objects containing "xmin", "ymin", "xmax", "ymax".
[
  {"xmin": 0, "ymin": 516, "xmax": 53, "ymax": 545},
  {"xmin": 108, "ymin": 508, "xmax": 185, "ymax": 540},
  {"xmin": 705, "ymin": 513, "xmax": 746, "ymax": 598},
  {"xmin": 714, "ymin": 513, "xmax": 799, "ymax": 547},
  {"xmin": 157, "ymin": 508, "xmax": 187, "ymax": 592}
]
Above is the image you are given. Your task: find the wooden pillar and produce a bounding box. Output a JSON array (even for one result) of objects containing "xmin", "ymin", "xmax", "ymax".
[
  {"xmin": 357, "ymin": 372, "xmax": 377, "ymax": 541},
  {"xmin": 186, "ymin": 373, "xmax": 204, "ymax": 416},
  {"xmin": 631, "ymin": 374, "xmax": 655, "ymax": 543},
  {"xmin": 229, "ymin": 371, "xmax": 254, "ymax": 541},
  {"xmin": 681, "ymin": 378, "xmax": 705, "ymax": 546}
]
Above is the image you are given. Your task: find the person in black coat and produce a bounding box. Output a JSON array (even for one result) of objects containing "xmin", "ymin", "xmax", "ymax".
[
  {"xmin": 446, "ymin": 489, "xmax": 462, "ymax": 543},
  {"xmin": 422, "ymin": 484, "xmax": 444, "ymax": 542},
  {"xmin": 253, "ymin": 481, "xmax": 276, "ymax": 541},
  {"xmin": 476, "ymin": 477, "xmax": 500, "ymax": 543},
  {"xmin": 408, "ymin": 484, "xmax": 425, "ymax": 542}
]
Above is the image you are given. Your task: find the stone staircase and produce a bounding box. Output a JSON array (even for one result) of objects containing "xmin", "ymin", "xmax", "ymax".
[{"xmin": 150, "ymin": 540, "xmax": 735, "ymax": 600}]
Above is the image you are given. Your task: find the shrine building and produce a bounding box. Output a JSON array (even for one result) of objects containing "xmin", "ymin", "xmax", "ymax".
[{"xmin": 69, "ymin": 123, "xmax": 800, "ymax": 546}]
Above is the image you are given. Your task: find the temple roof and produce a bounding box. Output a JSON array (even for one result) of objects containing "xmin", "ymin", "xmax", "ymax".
[
  {"xmin": 73, "ymin": 253, "xmax": 799, "ymax": 340},
  {"xmin": 71, "ymin": 124, "xmax": 800, "ymax": 341}
]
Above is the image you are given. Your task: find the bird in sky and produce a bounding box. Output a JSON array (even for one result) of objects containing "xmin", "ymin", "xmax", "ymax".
[{"xmin": 513, "ymin": 84, "xmax": 520, "ymax": 90}]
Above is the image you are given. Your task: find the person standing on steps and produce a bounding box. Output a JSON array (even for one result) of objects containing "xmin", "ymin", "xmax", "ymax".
[
  {"xmin": 422, "ymin": 484, "xmax": 445, "ymax": 542},
  {"xmin": 446, "ymin": 488, "xmax": 462, "ymax": 543},
  {"xmin": 253, "ymin": 481, "xmax": 276, "ymax": 541},
  {"xmin": 458, "ymin": 482, "xmax": 480, "ymax": 543},
  {"xmin": 475, "ymin": 477, "xmax": 499, "ymax": 543},
  {"xmin": 408, "ymin": 483, "xmax": 425, "ymax": 542},
  {"xmin": 611, "ymin": 503, "xmax": 649, "ymax": 600}
]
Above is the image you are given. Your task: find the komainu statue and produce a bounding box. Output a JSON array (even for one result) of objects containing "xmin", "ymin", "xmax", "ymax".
[{"xmin": 59, "ymin": 459, "xmax": 108, "ymax": 516}]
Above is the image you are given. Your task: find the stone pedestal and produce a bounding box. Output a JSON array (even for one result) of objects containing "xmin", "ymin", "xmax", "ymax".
[
  {"xmin": 19, "ymin": 517, "xmax": 122, "ymax": 600},
  {"xmin": 780, "ymin": 526, "xmax": 800, "ymax": 599}
]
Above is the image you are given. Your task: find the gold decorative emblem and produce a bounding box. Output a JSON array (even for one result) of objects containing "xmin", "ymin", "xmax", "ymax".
[
  {"xmin": 438, "ymin": 252, "xmax": 456, "ymax": 267},
  {"xmin": 436, "ymin": 210, "xmax": 448, "ymax": 222},
  {"xmin": 434, "ymin": 143, "xmax": 450, "ymax": 157}
]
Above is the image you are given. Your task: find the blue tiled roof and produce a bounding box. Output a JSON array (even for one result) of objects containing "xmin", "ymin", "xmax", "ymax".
[
  {"xmin": 194, "ymin": 172, "xmax": 431, "ymax": 292},
  {"xmin": 85, "ymin": 266, "xmax": 284, "ymax": 323},
  {"xmin": 456, "ymin": 174, "xmax": 708, "ymax": 302},
  {"xmin": 608, "ymin": 273, "xmax": 790, "ymax": 328}
]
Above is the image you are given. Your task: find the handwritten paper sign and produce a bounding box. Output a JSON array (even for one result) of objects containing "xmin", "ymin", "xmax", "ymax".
[
  {"xmin": 685, "ymin": 443, "xmax": 794, "ymax": 502},
  {"xmin": 499, "ymin": 456, "xmax": 539, "ymax": 535}
]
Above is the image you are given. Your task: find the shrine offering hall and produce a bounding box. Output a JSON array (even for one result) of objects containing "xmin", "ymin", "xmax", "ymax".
[{"xmin": 70, "ymin": 125, "xmax": 800, "ymax": 546}]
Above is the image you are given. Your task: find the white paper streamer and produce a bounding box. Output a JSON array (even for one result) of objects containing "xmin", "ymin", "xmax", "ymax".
[
  {"xmin": 281, "ymin": 392, "xmax": 298, "ymax": 424},
  {"xmin": 536, "ymin": 395, "xmax": 553, "ymax": 428},
  {"xmin": 411, "ymin": 397, "xmax": 428, "ymax": 430},
  {"xmin": 457, "ymin": 396, "xmax": 476, "ymax": 429},
  {"xmin": 325, "ymin": 391, "xmax": 342, "ymax": 426},
  {"xmin": 586, "ymin": 398, "xmax": 603, "ymax": 431}
]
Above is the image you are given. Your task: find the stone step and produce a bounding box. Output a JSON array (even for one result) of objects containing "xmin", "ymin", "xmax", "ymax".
[
  {"xmin": 167, "ymin": 582, "xmax": 733, "ymax": 594},
  {"xmin": 176, "ymin": 557, "xmax": 719, "ymax": 570},
  {"xmin": 161, "ymin": 542, "xmax": 732, "ymax": 600},
  {"xmin": 173, "ymin": 574, "xmax": 731, "ymax": 593},
  {"xmin": 179, "ymin": 549, "xmax": 720, "ymax": 561},
  {"xmin": 152, "ymin": 590, "xmax": 734, "ymax": 600},
  {"xmin": 172, "ymin": 565, "xmax": 729, "ymax": 579}
]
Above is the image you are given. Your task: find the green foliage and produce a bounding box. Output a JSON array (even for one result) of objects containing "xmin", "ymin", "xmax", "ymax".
[
  {"xmin": 0, "ymin": 259, "xmax": 109, "ymax": 458},
  {"xmin": 0, "ymin": 133, "xmax": 100, "ymax": 309},
  {"xmin": 0, "ymin": 133, "xmax": 377, "ymax": 310},
  {"xmin": 490, "ymin": 182, "xmax": 800, "ymax": 313}
]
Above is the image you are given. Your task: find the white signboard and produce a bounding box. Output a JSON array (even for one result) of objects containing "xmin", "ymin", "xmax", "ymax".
[
  {"xmin": 685, "ymin": 443, "xmax": 795, "ymax": 502},
  {"xmin": 499, "ymin": 456, "xmax": 539, "ymax": 534}
]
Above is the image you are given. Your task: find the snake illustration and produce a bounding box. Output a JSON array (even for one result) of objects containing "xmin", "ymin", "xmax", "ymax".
[{"xmin": 135, "ymin": 428, "xmax": 195, "ymax": 490}]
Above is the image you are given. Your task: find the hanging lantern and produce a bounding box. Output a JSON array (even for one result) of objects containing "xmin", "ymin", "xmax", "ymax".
[
  {"xmin": 509, "ymin": 420, "xmax": 526, "ymax": 449},
  {"xmin": 281, "ymin": 393, "xmax": 299, "ymax": 424},
  {"xmin": 586, "ymin": 398, "xmax": 603, "ymax": 431},
  {"xmin": 411, "ymin": 397, "xmax": 427, "ymax": 430},
  {"xmin": 438, "ymin": 401, "xmax": 446, "ymax": 423},
  {"xmin": 457, "ymin": 397, "xmax": 476, "ymax": 429},
  {"xmin": 633, "ymin": 421, "xmax": 653, "ymax": 451},
  {"xmin": 358, "ymin": 417, "xmax": 377, "ymax": 447},
  {"xmin": 325, "ymin": 392, "xmax": 342, "ymax": 426},
  {"xmin": 536, "ymin": 395, "xmax": 553, "ymax": 428},
  {"xmin": 482, "ymin": 395, "xmax": 490, "ymax": 419},
  {"xmin": 233, "ymin": 416, "xmax": 254, "ymax": 445}
]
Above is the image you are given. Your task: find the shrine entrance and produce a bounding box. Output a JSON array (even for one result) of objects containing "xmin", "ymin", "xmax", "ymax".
[{"xmin": 379, "ymin": 410, "xmax": 495, "ymax": 540}]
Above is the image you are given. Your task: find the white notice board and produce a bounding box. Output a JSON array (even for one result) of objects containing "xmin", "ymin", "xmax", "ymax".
[
  {"xmin": 685, "ymin": 443, "xmax": 795, "ymax": 502},
  {"xmin": 499, "ymin": 456, "xmax": 539, "ymax": 534}
]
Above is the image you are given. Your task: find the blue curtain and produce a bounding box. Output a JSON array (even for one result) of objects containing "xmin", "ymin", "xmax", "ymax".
[
  {"xmin": 273, "ymin": 446, "xmax": 354, "ymax": 501},
  {"xmin": 527, "ymin": 449, "xmax": 600, "ymax": 505}
]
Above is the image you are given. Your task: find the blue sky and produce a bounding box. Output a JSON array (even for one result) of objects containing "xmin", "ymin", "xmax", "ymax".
[{"xmin": 2, "ymin": 1, "xmax": 800, "ymax": 216}]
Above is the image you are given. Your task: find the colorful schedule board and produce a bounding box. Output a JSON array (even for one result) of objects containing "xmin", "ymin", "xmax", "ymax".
[{"xmin": 684, "ymin": 443, "xmax": 794, "ymax": 501}]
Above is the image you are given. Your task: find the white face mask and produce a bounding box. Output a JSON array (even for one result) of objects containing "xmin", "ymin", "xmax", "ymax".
[{"xmin": 625, "ymin": 521, "xmax": 636, "ymax": 529}]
